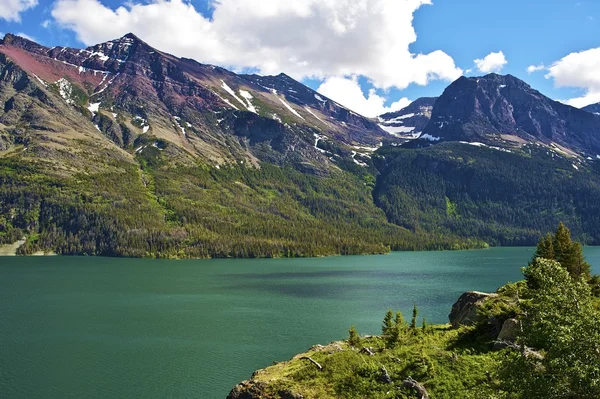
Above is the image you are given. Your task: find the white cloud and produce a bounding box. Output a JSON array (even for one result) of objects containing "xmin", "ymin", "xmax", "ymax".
[
  {"xmin": 545, "ymin": 47, "xmax": 600, "ymax": 108},
  {"xmin": 317, "ymin": 76, "xmax": 411, "ymax": 117},
  {"xmin": 0, "ymin": 0, "xmax": 38, "ymax": 22},
  {"xmin": 41, "ymin": 19, "xmax": 51, "ymax": 28},
  {"xmin": 473, "ymin": 51, "xmax": 507, "ymax": 74},
  {"xmin": 527, "ymin": 64, "xmax": 546, "ymax": 74},
  {"xmin": 51, "ymin": 0, "xmax": 462, "ymax": 91}
]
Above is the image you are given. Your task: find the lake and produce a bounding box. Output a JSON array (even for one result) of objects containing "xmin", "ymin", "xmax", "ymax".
[{"xmin": 1, "ymin": 247, "xmax": 600, "ymax": 398}]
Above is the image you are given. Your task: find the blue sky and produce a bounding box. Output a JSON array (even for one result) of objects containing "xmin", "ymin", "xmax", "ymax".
[{"xmin": 1, "ymin": 0, "xmax": 599, "ymax": 116}]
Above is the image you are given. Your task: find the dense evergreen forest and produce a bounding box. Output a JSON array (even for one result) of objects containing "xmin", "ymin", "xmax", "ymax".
[
  {"xmin": 0, "ymin": 142, "xmax": 482, "ymax": 258},
  {"xmin": 374, "ymin": 142, "xmax": 600, "ymax": 246},
  {"xmin": 2, "ymin": 134, "xmax": 600, "ymax": 258}
]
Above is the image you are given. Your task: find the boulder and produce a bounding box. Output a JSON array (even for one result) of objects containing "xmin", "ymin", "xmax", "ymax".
[
  {"xmin": 448, "ymin": 291, "xmax": 497, "ymax": 328},
  {"xmin": 497, "ymin": 318, "xmax": 521, "ymax": 343}
]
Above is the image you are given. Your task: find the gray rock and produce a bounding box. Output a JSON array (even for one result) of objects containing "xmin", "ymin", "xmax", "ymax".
[
  {"xmin": 497, "ymin": 318, "xmax": 521, "ymax": 343},
  {"xmin": 448, "ymin": 291, "xmax": 496, "ymax": 328}
]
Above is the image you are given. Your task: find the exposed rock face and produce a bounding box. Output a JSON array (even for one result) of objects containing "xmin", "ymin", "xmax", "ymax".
[
  {"xmin": 227, "ymin": 380, "xmax": 304, "ymax": 399},
  {"xmin": 419, "ymin": 73, "xmax": 600, "ymax": 156},
  {"xmin": 378, "ymin": 97, "xmax": 437, "ymax": 139},
  {"xmin": 0, "ymin": 33, "xmax": 393, "ymax": 172},
  {"xmin": 448, "ymin": 291, "xmax": 497, "ymax": 328},
  {"xmin": 582, "ymin": 103, "xmax": 600, "ymax": 115},
  {"xmin": 497, "ymin": 318, "xmax": 521, "ymax": 343}
]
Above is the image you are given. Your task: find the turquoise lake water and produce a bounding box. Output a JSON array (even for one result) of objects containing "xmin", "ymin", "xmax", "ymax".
[{"xmin": 1, "ymin": 247, "xmax": 599, "ymax": 398}]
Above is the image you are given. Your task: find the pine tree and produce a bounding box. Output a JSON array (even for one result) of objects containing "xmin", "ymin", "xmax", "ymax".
[
  {"xmin": 382, "ymin": 309, "xmax": 394, "ymax": 337},
  {"xmin": 531, "ymin": 233, "xmax": 555, "ymax": 262},
  {"xmin": 422, "ymin": 317, "xmax": 427, "ymax": 333},
  {"xmin": 348, "ymin": 325, "xmax": 360, "ymax": 347},
  {"xmin": 411, "ymin": 303, "xmax": 418, "ymax": 329},
  {"xmin": 553, "ymin": 222, "xmax": 572, "ymax": 265}
]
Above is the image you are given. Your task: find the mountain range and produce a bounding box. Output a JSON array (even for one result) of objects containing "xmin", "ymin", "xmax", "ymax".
[{"xmin": 1, "ymin": 33, "xmax": 600, "ymax": 257}]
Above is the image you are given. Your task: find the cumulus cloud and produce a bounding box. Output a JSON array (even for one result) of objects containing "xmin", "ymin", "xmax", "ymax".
[
  {"xmin": 51, "ymin": 0, "xmax": 462, "ymax": 91},
  {"xmin": 473, "ymin": 51, "xmax": 507, "ymax": 74},
  {"xmin": 0, "ymin": 0, "xmax": 38, "ymax": 22},
  {"xmin": 545, "ymin": 47, "xmax": 600, "ymax": 108},
  {"xmin": 527, "ymin": 64, "xmax": 546, "ymax": 74},
  {"xmin": 317, "ymin": 76, "xmax": 411, "ymax": 117}
]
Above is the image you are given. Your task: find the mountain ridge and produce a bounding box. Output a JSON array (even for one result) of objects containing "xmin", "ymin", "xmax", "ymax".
[{"xmin": 415, "ymin": 73, "xmax": 600, "ymax": 156}]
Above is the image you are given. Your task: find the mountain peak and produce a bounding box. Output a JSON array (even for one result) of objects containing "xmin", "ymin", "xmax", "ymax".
[
  {"xmin": 418, "ymin": 71, "xmax": 600, "ymax": 154},
  {"xmin": 122, "ymin": 32, "xmax": 141, "ymax": 41}
]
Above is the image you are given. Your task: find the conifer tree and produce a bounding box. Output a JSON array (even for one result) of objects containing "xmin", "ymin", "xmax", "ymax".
[
  {"xmin": 531, "ymin": 233, "xmax": 555, "ymax": 262},
  {"xmin": 411, "ymin": 303, "xmax": 418, "ymax": 329},
  {"xmin": 422, "ymin": 317, "xmax": 427, "ymax": 333},
  {"xmin": 348, "ymin": 325, "xmax": 360, "ymax": 347},
  {"xmin": 382, "ymin": 309, "xmax": 394, "ymax": 337}
]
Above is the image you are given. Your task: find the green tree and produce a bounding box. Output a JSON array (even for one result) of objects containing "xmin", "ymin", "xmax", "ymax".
[
  {"xmin": 411, "ymin": 303, "xmax": 418, "ymax": 329},
  {"xmin": 348, "ymin": 325, "xmax": 360, "ymax": 347},
  {"xmin": 422, "ymin": 318, "xmax": 427, "ymax": 333},
  {"xmin": 528, "ymin": 223, "xmax": 591, "ymax": 281},
  {"xmin": 502, "ymin": 258, "xmax": 600, "ymax": 398},
  {"xmin": 382, "ymin": 310, "xmax": 394, "ymax": 337},
  {"xmin": 531, "ymin": 232, "xmax": 555, "ymax": 262}
]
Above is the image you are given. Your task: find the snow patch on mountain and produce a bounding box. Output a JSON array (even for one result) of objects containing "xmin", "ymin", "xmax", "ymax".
[
  {"xmin": 239, "ymin": 90, "xmax": 258, "ymax": 114},
  {"xmin": 278, "ymin": 98, "xmax": 305, "ymax": 120},
  {"xmin": 56, "ymin": 78, "xmax": 74, "ymax": 105},
  {"xmin": 420, "ymin": 134, "xmax": 441, "ymax": 141},
  {"xmin": 221, "ymin": 80, "xmax": 247, "ymax": 109},
  {"xmin": 379, "ymin": 124, "xmax": 414, "ymax": 135}
]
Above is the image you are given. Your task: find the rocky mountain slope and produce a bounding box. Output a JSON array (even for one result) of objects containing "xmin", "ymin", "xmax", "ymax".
[
  {"xmin": 415, "ymin": 73, "xmax": 600, "ymax": 157},
  {"xmin": 0, "ymin": 33, "xmax": 395, "ymax": 173},
  {"xmin": 1, "ymin": 33, "xmax": 472, "ymax": 258},
  {"xmin": 377, "ymin": 97, "xmax": 436, "ymax": 139},
  {"xmin": 2, "ymin": 32, "xmax": 600, "ymax": 256},
  {"xmin": 583, "ymin": 102, "xmax": 600, "ymax": 115}
]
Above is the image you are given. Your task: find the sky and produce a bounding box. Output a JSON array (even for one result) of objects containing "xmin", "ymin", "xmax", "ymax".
[{"xmin": 1, "ymin": 0, "xmax": 600, "ymax": 117}]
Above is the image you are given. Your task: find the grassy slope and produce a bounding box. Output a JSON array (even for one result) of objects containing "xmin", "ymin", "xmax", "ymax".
[{"xmin": 233, "ymin": 326, "xmax": 504, "ymax": 399}]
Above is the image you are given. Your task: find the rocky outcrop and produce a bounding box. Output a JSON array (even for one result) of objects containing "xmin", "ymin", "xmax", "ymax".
[
  {"xmin": 497, "ymin": 318, "xmax": 521, "ymax": 343},
  {"xmin": 448, "ymin": 291, "xmax": 497, "ymax": 328},
  {"xmin": 227, "ymin": 380, "xmax": 304, "ymax": 399}
]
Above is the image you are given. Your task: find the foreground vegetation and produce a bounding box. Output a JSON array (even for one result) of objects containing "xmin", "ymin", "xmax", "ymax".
[{"xmin": 228, "ymin": 224, "xmax": 600, "ymax": 398}]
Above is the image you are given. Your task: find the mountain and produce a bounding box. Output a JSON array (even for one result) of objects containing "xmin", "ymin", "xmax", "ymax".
[
  {"xmin": 2, "ymin": 32, "xmax": 600, "ymax": 256},
  {"xmin": 415, "ymin": 73, "xmax": 600, "ymax": 157},
  {"xmin": 0, "ymin": 33, "xmax": 397, "ymax": 173},
  {"xmin": 0, "ymin": 33, "xmax": 471, "ymax": 258},
  {"xmin": 582, "ymin": 102, "xmax": 600, "ymax": 115},
  {"xmin": 377, "ymin": 97, "xmax": 436, "ymax": 139}
]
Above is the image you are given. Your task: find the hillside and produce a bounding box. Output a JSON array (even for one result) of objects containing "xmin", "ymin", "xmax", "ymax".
[
  {"xmin": 2, "ymin": 33, "xmax": 600, "ymax": 256},
  {"xmin": 0, "ymin": 33, "xmax": 475, "ymax": 257}
]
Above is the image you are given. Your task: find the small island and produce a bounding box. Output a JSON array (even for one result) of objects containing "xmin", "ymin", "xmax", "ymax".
[{"xmin": 227, "ymin": 224, "xmax": 600, "ymax": 399}]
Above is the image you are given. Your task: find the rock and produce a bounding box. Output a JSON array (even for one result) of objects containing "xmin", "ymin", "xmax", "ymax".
[
  {"xmin": 226, "ymin": 380, "xmax": 304, "ymax": 399},
  {"xmin": 308, "ymin": 342, "xmax": 343, "ymax": 354},
  {"xmin": 379, "ymin": 366, "xmax": 393, "ymax": 384},
  {"xmin": 448, "ymin": 291, "xmax": 497, "ymax": 328},
  {"xmin": 226, "ymin": 380, "xmax": 268, "ymax": 399},
  {"xmin": 497, "ymin": 318, "xmax": 521, "ymax": 343}
]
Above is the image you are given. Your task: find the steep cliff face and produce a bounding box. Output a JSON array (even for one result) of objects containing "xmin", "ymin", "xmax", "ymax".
[{"xmin": 418, "ymin": 74, "xmax": 600, "ymax": 156}]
